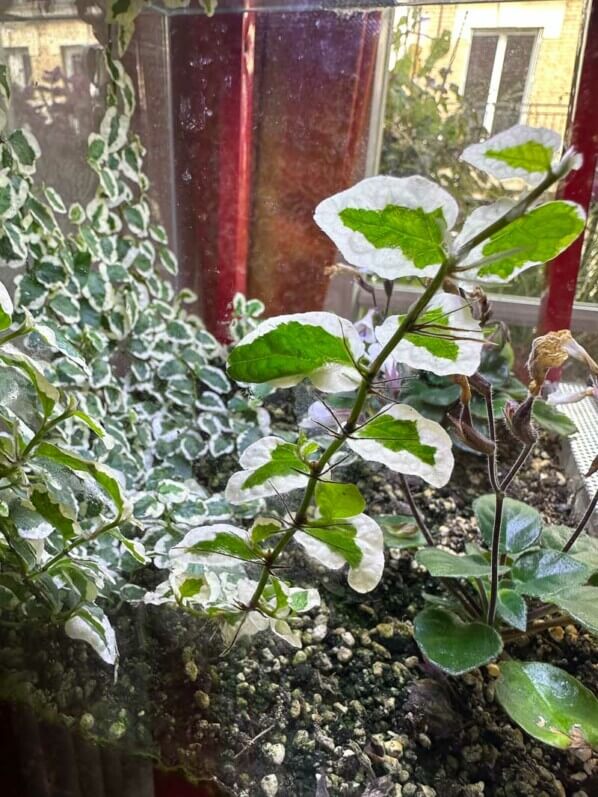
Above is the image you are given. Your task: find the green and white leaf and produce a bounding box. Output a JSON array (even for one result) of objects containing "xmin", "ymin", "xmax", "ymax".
[
  {"xmin": 296, "ymin": 513, "xmax": 384, "ymax": 593},
  {"xmin": 347, "ymin": 403, "xmax": 454, "ymax": 488},
  {"xmin": 65, "ymin": 604, "xmax": 118, "ymax": 665},
  {"xmin": 496, "ymin": 661, "xmax": 598, "ymax": 750},
  {"xmin": 456, "ymin": 199, "xmax": 586, "ymax": 284},
  {"xmin": 0, "ymin": 280, "xmax": 13, "ymax": 330},
  {"xmin": 414, "ymin": 607, "xmax": 503, "ymax": 676},
  {"xmin": 314, "ymin": 175, "xmax": 457, "ymax": 279},
  {"xmin": 227, "ymin": 312, "xmax": 364, "ymax": 393},
  {"xmin": 460, "ymin": 125, "xmax": 561, "ymax": 184},
  {"xmin": 9, "ymin": 128, "xmax": 41, "ymax": 174},
  {"xmin": 170, "ymin": 524, "xmax": 257, "ymax": 572},
  {"xmin": 225, "ymin": 436, "xmax": 310, "ymax": 504},
  {"xmin": 375, "ymin": 292, "xmax": 484, "ymax": 376}
]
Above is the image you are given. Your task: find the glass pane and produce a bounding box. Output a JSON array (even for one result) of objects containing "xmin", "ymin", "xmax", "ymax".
[
  {"xmin": 492, "ymin": 33, "xmax": 536, "ymax": 133},
  {"xmin": 463, "ymin": 32, "xmax": 498, "ymax": 119}
]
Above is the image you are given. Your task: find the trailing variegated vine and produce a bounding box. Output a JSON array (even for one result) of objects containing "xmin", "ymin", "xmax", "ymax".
[
  {"xmin": 156, "ymin": 125, "xmax": 598, "ymax": 753},
  {"xmin": 2, "ymin": 49, "xmax": 271, "ymax": 555},
  {"xmin": 1, "ymin": 50, "xmax": 270, "ymax": 658}
]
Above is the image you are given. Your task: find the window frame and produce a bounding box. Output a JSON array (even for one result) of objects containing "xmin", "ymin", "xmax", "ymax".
[{"xmin": 462, "ymin": 27, "xmax": 541, "ymax": 133}]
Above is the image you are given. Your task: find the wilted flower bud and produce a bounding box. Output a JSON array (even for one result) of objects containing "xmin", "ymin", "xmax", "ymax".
[
  {"xmin": 527, "ymin": 330, "xmax": 598, "ymax": 395},
  {"xmin": 447, "ymin": 403, "xmax": 496, "ymax": 456},
  {"xmin": 469, "ymin": 372, "xmax": 492, "ymax": 399},
  {"xmin": 503, "ymin": 395, "xmax": 537, "ymax": 445}
]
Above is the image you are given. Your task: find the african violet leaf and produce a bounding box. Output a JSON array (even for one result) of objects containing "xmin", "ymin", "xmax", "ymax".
[
  {"xmin": 532, "ymin": 399, "xmax": 578, "ymax": 437},
  {"xmin": 456, "ymin": 199, "xmax": 585, "ymax": 284},
  {"xmin": 315, "ymin": 481, "xmax": 365, "ymax": 520},
  {"xmin": 512, "ymin": 550, "xmax": 590, "ymax": 598},
  {"xmin": 415, "ymin": 548, "xmax": 509, "ymax": 579},
  {"xmin": 496, "ymin": 661, "xmax": 598, "ymax": 750},
  {"xmin": 545, "ymin": 586, "xmax": 598, "ymax": 634},
  {"xmin": 225, "ymin": 436, "xmax": 310, "ymax": 504},
  {"xmin": 227, "ymin": 312, "xmax": 364, "ymax": 393},
  {"xmin": 542, "ymin": 525, "xmax": 598, "ymax": 572},
  {"xmin": 347, "ymin": 403, "xmax": 454, "ymax": 488},
  {"xmin": 296, "ymin": 513, "xmax": 384, "ymax": 593},
  {"xmin": 0, "ymin": 280, "xmax": 12, "ymax": 330},
  {"xmin": 170, "ymin": 524, "xmax": 259, "ymax": 571},
  {"xmin": 460, "ymin": 125, "xmax": 561, "ymax": 184},
  {"xmin": 414, "ymin": 607, "xmax": 502, "ymax": 676},
  {"xmin": 375, "ymin": 292, "xmax": 484, "ymax": 377},
  {"xmin": 496, "ymin": 588, "xmax": 527, "ymax": 632},
  {"xmin": 314, "ymin": 175, "xmax": 457, "ymax": 279},
  {"xmin": 65, "ymin": 604, "xmax": 118, "ymax": 665},
  {"xmin": 474, "ymin": 495, "xmax": 542, "ymax": 554}
]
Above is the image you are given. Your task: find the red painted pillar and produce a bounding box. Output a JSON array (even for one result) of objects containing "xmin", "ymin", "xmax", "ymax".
[
  {"xmin": 538, "ymin": 0, "xmax": 598, "ymax": 333},
  {"xmin": 169, "ymin": 10, "xmax": 254, "ymax": 339}
]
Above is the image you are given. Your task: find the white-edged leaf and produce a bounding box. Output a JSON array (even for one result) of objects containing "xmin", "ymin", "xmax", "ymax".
[
  {"xmin": 65, "ymin": 605, "xmax": 118, "ymax": 665},
  {"xmin": 170, "ymin": 524, "xmax": 257, "ymax": 571},
  {"xmin": 225, "ymin": 436, "xmax": 310, "ymax": 504},
  {"xmin": 461, "ymin": 125, "xmax": 561, "ymax": 184},
  {"xmin": 375, "ymin": 292, "xmax": 484, "ymax": 376},
  {"xmin": 296, "ymin": 513, "xmax": 384, "ymax": 593},
  {"xmin": 347, "ymin": 403, "xmax": 454, "ymax": 488},
  {"xmin": 314, "ymin": 175, "xmax": 457, "ymax": 279},
  {"xmin": 456, "ymin": 199, "xmax": 586, "ymax": 284},
  {"xmin": 227, "ymin": 312, "xmax": 364, "ymax": 393},
  {"xmin": 0, "ymin": 280, "xmax": 13, "ymax": 330}
]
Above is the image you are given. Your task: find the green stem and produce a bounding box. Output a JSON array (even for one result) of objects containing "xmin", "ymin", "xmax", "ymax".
[
  {"xmin": 246, "ymin": 260, "xmax": 453, "ymax": 612},
  {"xmin": 31, "ymin": 515, "xmax": 121, "ymax": 579}
]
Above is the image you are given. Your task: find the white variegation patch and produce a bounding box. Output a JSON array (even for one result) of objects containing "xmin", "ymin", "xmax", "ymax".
[
  {"xmin": 375, "ymin": 292, "xmax": 484, "ymax": 376},
  {"xmin": 225, "ymin": 436, "xmax": 310, "ymax": 504},
  {"xmin": 296, "ymin": 513, "xmax": 384, "ymax": 593},
  {"xmin": 314, "ymin": 175, "xmax": 458, "ymax": 279},
  {"xmin": 65, "ymin": 607, "xmax": 118, "ymax": 665},
  {"xmin": 347, "ymin": 403, "xmax": 454, "ymax": 488},
  {"xmin": 0, "ymin": 280, "xmax": 13, "ymax": 329},
  {"xmin": 461, "ymin": 125, "xmax": 560, "ymax": 184}
]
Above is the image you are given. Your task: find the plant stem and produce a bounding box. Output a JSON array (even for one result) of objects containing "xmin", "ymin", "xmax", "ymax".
[
  {"xmin": 246, "ymin": 260, "xmax": 453, "ymax": 612},
  {"xmin": 31, "ymin": 516, "xmax": 121, "ymax": 578},
  {"xmin": 398, "ymin": 474, "xmax": 434, "ymax": 546},
  {"xmin": 244, "ymin": 167, "xmax": 567, "ymax": 622},
  {"xmin": 484, "ymin": 389, "xmax": 503, "ymax": 625},
  {"xmin": 399, "ymin": 473, "xmax": 479, "ymax": 618},
  {"xmin": 562, "ymin": 486, "xmax": 598, "ymax": 552},
  {"xmin": 500, "ymin": 442, "xmax": 534, "ymax": 492}
]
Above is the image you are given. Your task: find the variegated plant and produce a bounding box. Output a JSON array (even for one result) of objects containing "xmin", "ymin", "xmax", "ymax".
[
  {"xmin": 160, "ymin": 126, "xmax": 598, "ymax": 753},
  {"xmin": 2, "ymin": 52, "xmax": 271, "ymax": 565},
  {"xmin": 1, "ymin": 51, "xmax": 270, "ymax": 659}
]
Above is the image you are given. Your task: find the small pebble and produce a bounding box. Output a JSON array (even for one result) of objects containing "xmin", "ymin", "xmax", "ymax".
[
  {"xmin": 549, "ymin": 626, "xmax": 565, "ymax": 642},
  {"xmin": 194, "ymin": 690, "xmax": 210, "ymax": 710},
  {"xmin": 336, "ymin": 646, "xmax": 353, "ymax": 663},
  {"xmin": 486, "ymin": 663, "xmax": 500, "ymax": 679},
  {"xmin": 262, "ymin": 742, "xmax": 285, "ymax": 766},
  {"xmin": 260, "ymin": 774, "xmax": 278, "ymax": 796},
  {"xmin": 311, "ymin": 624, "xmax": 328, "ymax": 642}
]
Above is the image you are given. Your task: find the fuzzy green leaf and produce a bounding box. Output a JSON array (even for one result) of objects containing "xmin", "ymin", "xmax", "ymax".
[
  {"xmin": 414, "ymin": 607, "xmax": 503, "ymax": 675},
  {"xmin": 496, "ymin": 661, "xmax": 598, "ymax": 750},
  {"xmin": 512, "ymin": 550, "xmax": 589, "ymax": 598},
  {"xmin": 416, "ymin": 548, "xmax": 509, "ymax": 579},
  {"xmin": 474, "ymin": 495, "xmax": 542, "ymax": 554}
]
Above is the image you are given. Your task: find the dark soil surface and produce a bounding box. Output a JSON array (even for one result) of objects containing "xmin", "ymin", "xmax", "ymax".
[{"xmin": 0, "ymin": 434, "xmax": 597, "ymax": 797}]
